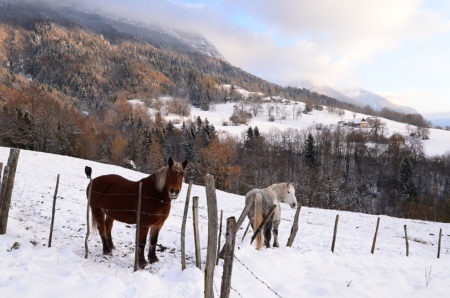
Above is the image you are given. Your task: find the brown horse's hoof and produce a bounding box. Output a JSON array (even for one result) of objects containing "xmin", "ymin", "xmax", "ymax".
[
  {"xmin": 103, "ymin": 250, "xmax": 113, "ymax": 256},
  {"xmin": 138, "ymin": 260, "xmax": 148, "ymax": 269},
  {"xmin": 149, "ymin": 257, "xmax": 159, "ymax": 264}
]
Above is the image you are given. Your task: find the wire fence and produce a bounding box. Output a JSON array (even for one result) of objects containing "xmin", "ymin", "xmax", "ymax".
[{"xmin": 6, "ymin": 171, "xmax": 450, "ymax": 298}]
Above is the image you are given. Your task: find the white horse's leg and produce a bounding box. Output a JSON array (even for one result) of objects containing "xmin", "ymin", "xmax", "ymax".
[{"xmin": 272, "ymin": 219, "xmax": 280, "ymax": 247}]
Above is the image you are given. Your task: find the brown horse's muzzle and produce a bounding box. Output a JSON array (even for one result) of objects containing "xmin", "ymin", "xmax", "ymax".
[{"xmin": 169, "ymin": 187, "xmax": 180, "ymax": 199}]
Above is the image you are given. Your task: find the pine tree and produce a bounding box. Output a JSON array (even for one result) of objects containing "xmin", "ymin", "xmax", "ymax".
[
  {"xmin": 165, "ymin": 121, "xmax": 174, "ymax": 134},
  {"xmin": 303, "ymin": 133, "xmax": 319, "ymax": 168},
  {"xmin": 253, "ymin": 126, "xmax": 260, "ymax": 138},
  {"xmin": 400, "ymin": 157, "xmax": 417, "ymax": 201}
]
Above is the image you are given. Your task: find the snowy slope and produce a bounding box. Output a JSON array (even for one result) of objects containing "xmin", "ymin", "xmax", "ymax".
[
  {"xmin": 1, "ymin": 148, "xmax": 450, "ymax": 298},
  {"xmin": 130, "ymin": 98, "xmax": 450, "ymax": 156}
]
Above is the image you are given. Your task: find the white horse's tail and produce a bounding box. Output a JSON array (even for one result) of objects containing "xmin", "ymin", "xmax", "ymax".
[{"xmin": 254, "ymin": 193, "xmax": 263, "ymax": 250}]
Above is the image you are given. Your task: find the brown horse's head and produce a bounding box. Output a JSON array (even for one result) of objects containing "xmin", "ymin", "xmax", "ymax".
[{"xmin": 162, "ymin": 157, "xmax": 188, "ymax": 200}]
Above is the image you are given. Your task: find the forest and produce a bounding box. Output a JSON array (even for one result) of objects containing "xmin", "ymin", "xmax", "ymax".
[{"xmin": 1, "ymin": 83, "xmax": 449, "ymax": 222}]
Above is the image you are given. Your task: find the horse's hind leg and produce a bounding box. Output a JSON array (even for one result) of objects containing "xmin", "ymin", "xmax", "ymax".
[
  {"xmin": 148, "ymin": 226, "xmax": 161, "ymax": 264},
  {"xmin": 91, "ymin": 208, "xmax": 111, "ymax": 255},
  {"xmin": 264, "ymin": 219, "xmax": 272, "ymax": 248},
  {"xmin": 272, "ymin": 220, "xmax": 280, "ymax": 248},
  {"xmin": 105, "ymin": 216, "xmax": 115, "ymax": 250}
]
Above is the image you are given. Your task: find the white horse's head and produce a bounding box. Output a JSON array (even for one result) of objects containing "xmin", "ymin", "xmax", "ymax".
[{"xmin": 280, "ymin": 183, "xmax": 297, "ymax": 209}]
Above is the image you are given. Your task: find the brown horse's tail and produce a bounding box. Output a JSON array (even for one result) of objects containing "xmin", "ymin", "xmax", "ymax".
[
  {"xmin": 86, "ymin": 179, "xmax": 98, "ymax": 233},
  {"xmin": 91, "ymin": 208, "xmax": 98, "ymax": 232},
  {"xmin": 254, "ymin": 193, "xmax": 263, "ymax": 250}
]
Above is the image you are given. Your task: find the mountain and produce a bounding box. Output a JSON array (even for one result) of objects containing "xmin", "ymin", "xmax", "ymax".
[
  {"xmin": 290, "ymin": 80, "xmax": 417, "ymax": 114},
  {"xmin": 0, "ymin": 0, "xmax": 223, "ymax": 60},
  {"xmin": 341, "ymin": 88, "xmax": 417, "ymax": 114}
]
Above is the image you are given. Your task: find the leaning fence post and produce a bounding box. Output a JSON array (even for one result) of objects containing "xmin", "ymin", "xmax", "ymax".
[
  {"xmin": 84, "ymin": 178, "xmax": 93, "ymax": 259},
  {"xmin": 220, "ymin": 217, "xmax": 237, "ymax": 298},
  {"xmin": 331, "ymin": 214, "xmax": 339, "ymax": 253},
  {"xmin": 216, "ymin": 209, "xmax": 223, "ymax": 265},
  {"xmin": 204, "ymin": 174, "xmax": 218, "ymax": 298},
  {"xmin": 286, "ymin": 202, "xmax": 302, "ymax": 247},
  {"xmin": 0, "ymin": 148, "xmax": 20, "ymax": 235},
  {"xmin": 192, "ymin": 196, "xmax": 201, "ymax": 269},
  {"xmin": 48, "ymin": 174, "xmax": 60, "ymax": 247},
  {"xmin": 241, "ymin": 220, "xmax": 251, "ymax": 242},
  {"xmin": 134, "ymin": 182, "xmax": 143, "ymax": 271},
  {"xmin": 181, "ymin": 180, "xmax": 193, "ymax": 271},
  {"xmin": 437, "ymin": 228, "xmax": 442, "ymax": 259},
  {"xmin": 404, "ymin": 224, "xmax": 409, "ymax": 257},
  {"xmin": 235, "ymin": 196, "xmax": 255, "ymax": 233},
  {"xmin": 371, "ymin": 217, "xmax": 380, "ymax": 254},
  {"xmin": 250, "ymin": 204, "xmax": 277, "ymax": 245}
]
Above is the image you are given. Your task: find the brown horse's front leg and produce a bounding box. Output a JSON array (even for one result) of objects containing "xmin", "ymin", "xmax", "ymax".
[
  {"xmin": 138, "ymin": 227, "xmax": 150, "ymax": 269},
  {"xmin": 148, "ymin": 226, "xmax": 161, "ymax": 264}
]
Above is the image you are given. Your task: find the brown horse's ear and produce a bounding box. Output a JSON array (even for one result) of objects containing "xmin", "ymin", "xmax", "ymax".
[
  {"xmin": 168, "ymin": 157, "xmax": 174, "ymax": 168},
  {"xmin": 182, "ymin": 160, "xmax": 188, "ymax": 169}
]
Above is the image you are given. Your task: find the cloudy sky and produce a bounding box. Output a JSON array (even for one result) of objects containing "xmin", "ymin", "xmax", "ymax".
[{"xmin": 50, "ymin": 0, "xmax": 450, "ymax": 116}]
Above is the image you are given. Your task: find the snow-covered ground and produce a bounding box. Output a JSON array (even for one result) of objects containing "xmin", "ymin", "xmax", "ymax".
[
  {"xmin": 129, "ymin": 97, "xmax": 450, "ymax": 156},
  {"xmin": 1, "ymin": 147, "xmax": 450, "ymax": 297}
]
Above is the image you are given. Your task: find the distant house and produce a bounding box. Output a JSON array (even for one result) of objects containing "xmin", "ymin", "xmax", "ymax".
[{"xmin": 360, "ymin": 118, "xmax": 368, "ymax": 128}]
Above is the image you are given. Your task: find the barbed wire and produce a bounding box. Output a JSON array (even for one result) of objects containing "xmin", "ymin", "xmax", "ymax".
[
  {"xmin": 230, "ymin": 285, "xmax": 243, "ymax": 298},
  {"xmin": 234, "ymin": 255, "xmax": 283, "ymax": 298}
]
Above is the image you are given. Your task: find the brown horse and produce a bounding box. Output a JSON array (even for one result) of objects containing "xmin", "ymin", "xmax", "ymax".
[{"xmin": 87, "ymin": 157, "xmax": 187, "ymax": 268}]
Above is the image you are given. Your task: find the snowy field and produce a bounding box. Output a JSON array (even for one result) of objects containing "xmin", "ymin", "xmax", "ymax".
[
  {"xmin": 130, "ymin": 95, "xmax": 450, "ymax": 157},
  {"xmin": 1, "ymin": 147, "xmax": 450, "ymax": 298}
]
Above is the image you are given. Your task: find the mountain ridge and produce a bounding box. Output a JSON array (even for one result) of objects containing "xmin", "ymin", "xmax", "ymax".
[{"xmin": 290, "ymin": 79, "xmax": 417, "ymax": 114}]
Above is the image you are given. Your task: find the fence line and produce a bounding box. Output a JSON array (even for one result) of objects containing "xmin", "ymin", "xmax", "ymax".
[{"xmin": 234, "ymin": 255, "xmax": 283, "ymax": 298}]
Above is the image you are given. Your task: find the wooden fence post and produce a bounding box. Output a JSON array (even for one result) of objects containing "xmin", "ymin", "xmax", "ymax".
[
  {"xmin": 235, "ymin": 196, "xmax": 255, "ymax": 233},
  {"xmin": 250, "ymin": 204, "xmax": 277, "ymax": 245},
  {"xmin": 241, "ymin": 220, "xmax": 251, "ymax": 242},
  {"xmin": 220, "ymin": 217, "xmax": 237, "ymax": 298},
  {"xmin": 404, "ymin": 224, "xmax": 409, "ymax": 257},
  {"xmin": 286, "ymin": 203, "xmax": 302, "ymax": 247},
  {"xmin": 0, "ymin": 148, "xmax": 20, "ymax": 235},
  {"xmin": 219, "ymin": 197, "xmax": 254, "ymax": 258},
  {"xmin": 437, "ymin": 228, "xmax": 442, "ymax": 259},
  {"xmin": 371, "ymin": 217, "xmax": 380, "ymax": 254},
  {"xmin": 181, "ymin": 180, "xmax": 193, "ymax": 271},
  {"xmin": 204, "ymin": 174, "xmax": 218, "ymax": 298},
  {"xmin": 0, "ymin": 162, "xmax": 3, "ymax": 192},
  {"xmin": 134, "ymin": 182, "xmax": 143, "ymax": 271},
  {"xmin": 216, "ymin": 209, "xmax": 223, "ymax": 265},
  {"xmin": 331, "ymin": 214, "xmax": 339, "ymax": 253},
  {"xmin": 48, "ymin": 174, "xmax": 60, "ymax": 247},
  {"xmin": 192, "ymin": 196, "xmax": 201, "ymax": 269},
  {"xmin": 84, "ymin": 178, "xmax": 93, "ymax": 259},
  {"xmin": 0, "ymin": 165, "xmax": 7, "ymax": 208}
]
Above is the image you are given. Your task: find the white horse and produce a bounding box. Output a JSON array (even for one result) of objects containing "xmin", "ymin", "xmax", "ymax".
[{"xmin": 245, "ymin": 182, "xmax": 297, "ymax": 249}]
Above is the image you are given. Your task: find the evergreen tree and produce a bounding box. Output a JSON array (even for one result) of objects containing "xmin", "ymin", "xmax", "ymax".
[
  {"xmin": 245, "ymin": 127, "xmax": 254, "ymax": 149},
  {"xmin": 253, "ymin": 126, "xmax": 260, "ymax": 138},
  {"xmin": 400, "ymin": 157, "xmax": 417, "ymax": 201},
  {"xmin": 303, "ymin": 133, "xmax": 319, "ymax": 168},
  {"xmin": 165, "ymin": 121, "xmax": 174, "ymax": 134}
]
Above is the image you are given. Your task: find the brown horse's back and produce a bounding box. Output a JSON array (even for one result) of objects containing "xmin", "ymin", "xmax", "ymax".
[{"xmin": 89, "ymin": 174, "xmax": 142, "ymax": 224}]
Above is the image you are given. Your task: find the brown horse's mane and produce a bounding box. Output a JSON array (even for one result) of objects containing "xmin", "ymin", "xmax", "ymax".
[{"xmin": 153, "ymin": 162, "xmax": 184, "ymax": 192}]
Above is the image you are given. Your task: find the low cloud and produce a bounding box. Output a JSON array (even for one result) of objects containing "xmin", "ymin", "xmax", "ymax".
[{"xmin": 24, "ymin": 1, "xmax": 450, "ymax": 91}]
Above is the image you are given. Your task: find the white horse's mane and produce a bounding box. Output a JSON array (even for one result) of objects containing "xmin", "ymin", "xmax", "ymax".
[{"xmin": 265, "ymin": 182, "xmax": 293, "ymax": 201}]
